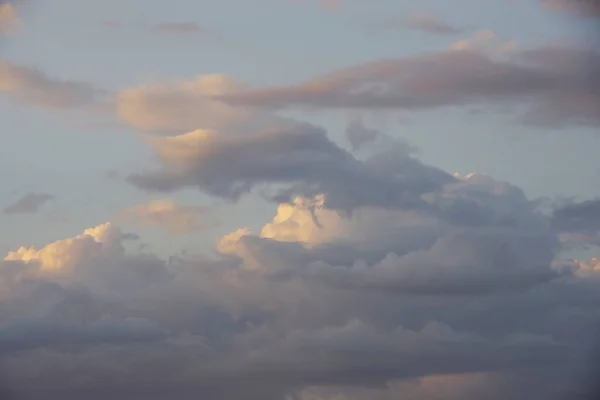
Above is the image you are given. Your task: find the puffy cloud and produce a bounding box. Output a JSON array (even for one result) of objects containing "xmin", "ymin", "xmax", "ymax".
[
  {"xmin": 217, "ymin": 173, "xmax": 561, "ymax": 296},
  {"xmin": 217, "ymin": 43, "xmax": 600, "ymax": 128},
  {"xmin": 115, "ymin": 199, "xmax": 210, "ymax": 234},
  {"xmin": 0, "ymin": 194, "xmax": 599, "ymax": 399},
  {"xmin": 405, "ymin": 12, "xmax": 463, "ymax": 35},
  {"xmin": 0, "ymin": 3, "xmax": 19, "ymax": 35},
  {"xmin": 4, "ymin": 192, "xmax": 53, "ymax": 214},
  {"xmin": 149, "ymin": 21, "xmax": 208, "ymax": 35},
  {"xmin": 127, "ymin": 123, "xmax": 452, "ymax": 212},
  {"xmin": 0, "ymin": 60, "xmax": 101, "ymax": 108},
  {"xmin": 3, "ymin": 223, "xmax": 125, "ymax": 271}
]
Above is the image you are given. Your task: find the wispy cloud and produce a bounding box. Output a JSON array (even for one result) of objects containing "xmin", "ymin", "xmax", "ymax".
[
  {"xmin": 4, "ymin": 193, "xmax": 53, "ymax": 214},
  {"xmin": 0, "ymin": 60, "xmax": 101, "ymax": 108},
  {"xmin": 405, "ymin": 11, "xmax": 463, "ymax": 35},
  {"xmin": 150, "ymin": 21, "xmax": 208, "ymax": 35}
]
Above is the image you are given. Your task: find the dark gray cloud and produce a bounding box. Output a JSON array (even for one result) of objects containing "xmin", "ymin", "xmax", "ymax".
[
  {"xmin": 217, "ymin": 44, "xmax": 600, "ymax": 128},
  {"xmin": 4, "ymin": 193, "xmax": 53, "ymax": 214}
]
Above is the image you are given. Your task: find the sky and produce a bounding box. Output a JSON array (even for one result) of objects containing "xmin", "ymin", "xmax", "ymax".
[{"xmin": 1, "ymin": 0, "xmax": 600, "ymax": 399}]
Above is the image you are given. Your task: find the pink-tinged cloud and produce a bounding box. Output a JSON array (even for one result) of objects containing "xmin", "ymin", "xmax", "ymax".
[
  {"xmin": 216, "ymin": 43, "xmax": 600, "ymax": 128},
  {"xmin": 0, "ymin": 3, "xmax": 19, "ymax": 35},
  {"xmin": 541, "ymin": 0, "xmax": 600, "ymax": 17}
]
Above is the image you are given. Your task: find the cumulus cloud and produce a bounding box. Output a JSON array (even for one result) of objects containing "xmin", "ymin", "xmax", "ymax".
[
  {"xmin": 0, "ymin": 60, "xmax": 100, "ymax": 108},
  {"xmin": 4, "ymin": 193, "xmax": 53, "ymax": 214},
  {"xmin": 150, "ymin": 21, "xmax": 208, "ymax": 35},
  {"xmin": 0, "ymin": 3, "xmax": 19, "ymax": 35},
  {"xmin": 115, "ymin": 199, "xmax": 210, "ymax": 234},
  {"xmin": 217, "ymin": 43, "xmax": 600, "ymax": 128},
  {"xmin": 1, "ymin": 168, "xmax": 600, "ymax": 399},
  {"xmin": 405, "ymin": 12, "xmax": 463, "ymax": 35}
]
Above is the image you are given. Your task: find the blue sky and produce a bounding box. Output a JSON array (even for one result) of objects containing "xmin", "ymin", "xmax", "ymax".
[{"xmin": 1, "ymin": 1, "xmax": 600, "ymax": 399}]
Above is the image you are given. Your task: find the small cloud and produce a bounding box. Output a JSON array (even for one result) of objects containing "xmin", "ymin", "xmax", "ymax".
[
  {"xmin": 405, "ymin": 12, "xmax": 463, "ymax": 35},
  {"xmin": 449, "ymin": 30, "xmax": 517, "ymax": 54},
  {"xmin": 318, "ymin": 0, "xmax": 342, "ymax": 12},
  {"xmin": 104, "ymin": 20, "xmax": 124, "ymax": 30},
  {"xmin": 105, "ymin": 170, "xmax": 120, "ymax": 180},
  {"xmin": 0, "ymin": 3, "xmax": 19, "ymax": 35},
  {"xmin": 4, "ymin": 193, "xmax": 54, "ymax": 214},
  {"xmin": 0, "ymin": 60, "xmax": 101, "ymax": 108},
  {"xmin": 115, "ymin": 200, "xmax": 210, "ymax": 234},
  {"xmin": 150, "ymin": 22, "xmax": 208, "ymax": 35}
]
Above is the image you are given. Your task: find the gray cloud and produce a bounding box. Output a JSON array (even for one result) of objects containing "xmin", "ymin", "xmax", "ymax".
[
  {"xmin": 217, "ymin": 44, "xmax": 600, "ymax": 128},
  {"xmin": 345, "ymin": 117, "xmax": 384, "ymax": 150},
  {"xmin": 127, "ymin": 123, "xmax": 453, "ymax": 212},
  {"xmin": 2, "ymin": 145, "xmax": 600, "ymax": 400},
  {"xmin": 0, "ymin": 60, "xmax": 101, "ymax": 108},
  {"xmin": 150, "ymin": 21, "xmax": 208, "ymax": 35},
  {"xmin": 4, "ymin": 193, "xmax": 53, "ymax": 214},
  {"xmin": 552, "ymin": 198, "xmax": 600, "ymax": 234},
  {"xmin": 541, "ymin": 0, "xmax": 600, "ymax": 17},
  {"xmin": 405, "ymin": 12, "xmax": 463, "ymax": 35}
]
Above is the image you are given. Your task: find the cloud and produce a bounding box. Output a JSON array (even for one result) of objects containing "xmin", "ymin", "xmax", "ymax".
[
  {"xmin": 126, "ymin": 123, "xmax": 452, "ymax": 212},
  {"xmin": 4, "ymin": 193, "xmax": 53, "ymax": 214},
  {"xmin": 0, "ymin": 60, "xmax": 101, "ymax": 108},
  {"xmin": 449, "ymin": 30, "xmax": 517, "ymax": 54},
  {"xmin": 541, "ymin": 0, "xmax": 600, "ymax": 17},
  {"xmin": 405, "ymin": 12, "xmax": 463, "ymax": 35},
  {"xmin": 1, "ymin": 176, "xmax": 599, "ymax": 400},
  {"xmin": 217, "ymin": 43, "xmax": 600, "ymax": 128},
  {"xmin": 115, "ymin": 199, "xmax": 210, "ymax": 234},
  {"xmin": 0, "ymin": 3, "xmax": 19, "ymax": 35},
  {"xmin": 345, "ymin": 117, "xmax": 384, "ymax": 150},
  {"xmin": 115, "ymin": 74, "xmax": 277, "ymax": 134},
  {"xmin": 150, "ymin": 21, "xmax": 208, "ymax": 35},
  {"xmin": 551, "ymin": 198, "xmax": 600, "ymax": 235}
]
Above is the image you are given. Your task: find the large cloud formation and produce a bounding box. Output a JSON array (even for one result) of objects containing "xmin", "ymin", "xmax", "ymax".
[{"xmin": 3, "ymin": 156, "xmax": 600, "ymax": 399}]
